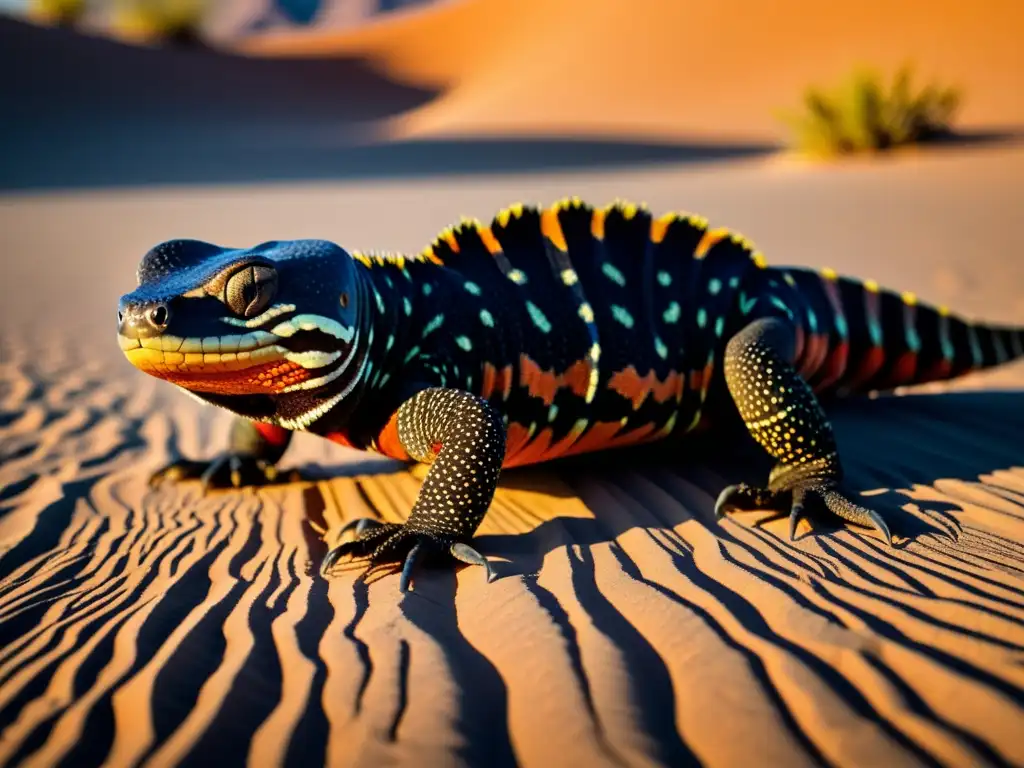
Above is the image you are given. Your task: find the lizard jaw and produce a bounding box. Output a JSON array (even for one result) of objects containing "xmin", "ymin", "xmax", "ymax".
[{"xmin": 118, "ymin": 332, "xmax": 324, "ymax": 395}]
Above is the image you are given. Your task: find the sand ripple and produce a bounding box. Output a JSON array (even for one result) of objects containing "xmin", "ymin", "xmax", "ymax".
[{"xmin": 2, "ymin": 330, "xmax": 1023, "ymax": 768}]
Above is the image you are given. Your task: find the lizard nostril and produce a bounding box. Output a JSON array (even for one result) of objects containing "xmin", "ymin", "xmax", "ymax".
[{"xmin": 117, "ymin": 310, "xmax": 123, "ymax": 324}]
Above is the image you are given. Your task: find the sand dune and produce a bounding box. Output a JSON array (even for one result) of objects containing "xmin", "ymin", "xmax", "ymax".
[
  {"xmin": 244, "ymin": 0, "xmax": 1024, "ymax": 142},
  {"xmin": 7, "ymin": 0, "xmax": 1022, "ymax": 191},
  {"xmin": 0, "ymin": 16, "xmax": 436, "ymax": 191},
  {"xmin": 2, "ymin": 142, "xmax": 1024, "ymax": 765},
  {"xmin": 0, "ymin": 16, "xmax": 778, "ymax": 192}
]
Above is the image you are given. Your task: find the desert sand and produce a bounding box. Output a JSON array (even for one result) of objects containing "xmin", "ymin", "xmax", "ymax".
[
  {"xmin": 3, "ymin": 142, "xmax": 1024, "ymax": 766},
  {"xmin": 244, "ymin": 0, "xmax": 1024, "ymax": 143},
  {"xmin": 3, "ymin": 2, "xmax": 1024, "ymax": 766}
]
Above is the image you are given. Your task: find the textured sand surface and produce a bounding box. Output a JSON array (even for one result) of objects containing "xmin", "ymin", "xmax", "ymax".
[{"xmin": 2, "ymin": 145, "xmax": 1024, "ymax": 766}]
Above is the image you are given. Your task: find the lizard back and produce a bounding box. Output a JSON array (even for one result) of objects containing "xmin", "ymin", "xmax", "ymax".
[{"xmin": 363, "ymin": 198, "xmax": 767, "ymax": 467}]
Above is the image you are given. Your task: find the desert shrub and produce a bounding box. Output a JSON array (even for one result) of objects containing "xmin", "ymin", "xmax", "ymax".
[
  {"xmin": 781, "ymin": 65, "xmax": 961, "ymax": 157},
  {"xmin": 30, "ymin": 0, "xmax": 87, "ymax": 26},
  {"xmin": 112, "ymin": 0, "xmax": 208, "ymax": 45}
]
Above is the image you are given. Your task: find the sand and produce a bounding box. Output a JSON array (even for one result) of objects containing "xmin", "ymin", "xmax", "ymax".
[
  {"xmin": 243, "ymin": 0, "xmax": 1024, "ymax": 143},
  {"xmin": 3, "ymin": 3, "xmax": 1024, "ymax": 765},
  {"xmin": 2, "ymin": 141, "xmax": 1024, "ymax": 766},
  {"xmin": 8, "ymin": 0, "xmax": 1022, "ymax": 191}
]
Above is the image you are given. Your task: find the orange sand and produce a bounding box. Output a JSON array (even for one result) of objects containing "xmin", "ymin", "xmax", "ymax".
[
  {"xmin": 243, "ymin": 0, "xmax": 1024, "ymax": 142},
  {"xmin": 3, "ymin": 143, "xmax": 1024, "ymax": 765},
  {"xmin": 2, "ymin": 3, "xmax": 1024, "ymax": 765}
]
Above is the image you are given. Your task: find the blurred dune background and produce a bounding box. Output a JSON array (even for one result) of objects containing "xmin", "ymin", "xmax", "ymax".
[
  {"xmin": 245, "ymin": 0, "xmax": 1024, "ymax": 142},
  {"xmin": 2, "ymin": 1, "xmax": 1024, "ymax": 766},
  {"xmin": 3, "ymin": 0, "xmax": 1023, "ymax": 190}
]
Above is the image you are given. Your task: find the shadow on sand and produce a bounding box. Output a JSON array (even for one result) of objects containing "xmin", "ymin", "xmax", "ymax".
[
  {"xmin": 3, "ymin": 367, "xmax": 1023, "ymax": 765},
  {"xmin": 300, "ymin": 390, "xmax": 1024, "ymax": 768},
  {"xmin": 492, "ymin": 390, "xmax": 1024, "ymax": 563},
  {"xmin": 303, "ymin": 390, "xmax": 1024, "ymax": 579},
  {"xmin": 0, "ymin": 17, "xmax": 780, "ymax": 191},
  {"xmin": 2, "ymin": 134, "xmax": 784, "ymax": 192},
  {"xmin": 6, "ymin": 17, "xmax": 1023, "ymax": 193}
]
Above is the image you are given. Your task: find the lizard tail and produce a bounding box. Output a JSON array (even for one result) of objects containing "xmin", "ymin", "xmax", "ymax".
[
  {"xmin": 907, "ymin": 302, "xmax": 1024, "ymax": 385},
  {"xmin": 773, "ymin": 267, "xmax": 1024, "ymax": 395},
  {"xmin": 818, "ymin": 277, "xmax": 1024, "ymax": 394}
]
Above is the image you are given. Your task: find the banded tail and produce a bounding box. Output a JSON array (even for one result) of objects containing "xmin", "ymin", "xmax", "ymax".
[{"xmin": 772, "ymin": 267, "xmax": 1024, "ymax": 396}]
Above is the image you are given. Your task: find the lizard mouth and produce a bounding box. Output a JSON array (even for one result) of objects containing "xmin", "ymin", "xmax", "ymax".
[{"xmin": 119, "ymin": 330, "xmax": 343, "ymax": 395}]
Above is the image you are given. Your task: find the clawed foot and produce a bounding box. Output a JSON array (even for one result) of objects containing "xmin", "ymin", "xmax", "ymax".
[
  {"xmin": 149, "ymin": 454, "xmax": 300, "ymax": 493},
  {"xmin": 715, "ymin": 481, "xmax": 892, "ymax": 545},
  {"xmin": 320, "ymin": 517, "xmax": 496, "ymax": 592}
]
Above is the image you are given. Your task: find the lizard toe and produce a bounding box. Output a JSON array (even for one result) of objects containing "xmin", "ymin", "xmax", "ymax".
[
  {"xmin": 149, "ymin": 454, "xmax": 287, "ymax": 492},
  {"xmin": 788, "ymin": 487, "xmax": 809, "ymax": 541},
  {"xmin": 339, "ymin": 516, "xmax": 385, "ymax": 541},
  {"xmin": 450, "ymin": 542, "xmax": 496, "ymax": 583},
  {"xmin": 717, "ymin": 477, "xmax": 893, "ymax": 546},
  {"xmin": 822, "ymin": 488, "xmax": 892, "ymax": 545},
  {"xmin": 321, "ymin": 522, "xmax": 403, "ymax": 572},
  {"xmin": 399, "ymin": 541, "xmax": 425, "ymax": 593},
  {"xmin": 320, "ymin": 522, "xmax": 495, "ymax": 591},
  {"xmin": 715, "ymin": 483, "xmax": 786, "ymax": 517},
  {"xmin": 392, "ymin": 536, "xmax": 495, "ymax": 591}
]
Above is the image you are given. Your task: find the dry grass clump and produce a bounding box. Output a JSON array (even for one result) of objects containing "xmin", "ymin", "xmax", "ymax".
[
  {"xmin": 112, "ymin": 0, "xmax": 208, "ymax": 45},
  {"xmin": 29, "ymin": 0, "xmax": 87, "ymax": 27},
  {"xmin": 781, "ymin": 65, "xmax": 961, "ymax": 157}
]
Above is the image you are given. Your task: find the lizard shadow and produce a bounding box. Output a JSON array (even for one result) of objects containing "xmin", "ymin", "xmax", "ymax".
[
  {"xmin": 304, "ymin": 389, "xmax": 1024, "ymax": 578},
  {"xmin": 470, "ymin": 389, "xmax": 1024, "ymax": 576},
  {"xmin": 284, "ymin": 390, "xmax": 1024, "ymax": 766}
]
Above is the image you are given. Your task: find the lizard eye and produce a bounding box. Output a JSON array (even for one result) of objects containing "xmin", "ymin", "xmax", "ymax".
[{"xmin": 224, "ymin": 264, "xmax": 278, "ymax": 318}]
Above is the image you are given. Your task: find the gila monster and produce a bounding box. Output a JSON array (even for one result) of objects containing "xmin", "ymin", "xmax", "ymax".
[{"xmin": 116, "ymin": 198, "xmax": 1024, "ymax": 591}]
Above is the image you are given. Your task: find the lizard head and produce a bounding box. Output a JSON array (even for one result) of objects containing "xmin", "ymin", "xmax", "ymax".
[{"xmin": 117, "ymin": 238, "xmax": 369, "ymax": 428}]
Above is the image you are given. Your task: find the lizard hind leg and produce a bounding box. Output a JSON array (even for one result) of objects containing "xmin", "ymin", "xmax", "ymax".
[{"xmin": 719, "ymin": 317, "xmax": 893, "ymax": 545}]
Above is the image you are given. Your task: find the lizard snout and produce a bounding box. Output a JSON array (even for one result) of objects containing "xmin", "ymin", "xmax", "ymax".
[{"xmin": 118, "ymin": 299, "xmax": 171, "ymax": 339}]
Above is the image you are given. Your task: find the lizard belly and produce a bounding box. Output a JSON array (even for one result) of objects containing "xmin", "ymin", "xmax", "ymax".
[{"xmin": 500, "ymin": 359, "xmax": 690, "ymax": 468}]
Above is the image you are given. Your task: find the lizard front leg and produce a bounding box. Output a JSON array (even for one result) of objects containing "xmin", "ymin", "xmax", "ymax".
[
  {"xmin": 716, "ymin": 317, "xmax": 892, "ymax": 544},
  {"xmin": 321, "ymin": 387, "xmax": 506, "ymax": 591},
  {"xmin": 150, "ymin": 418, "xmax": 295, "ymax": 492}
]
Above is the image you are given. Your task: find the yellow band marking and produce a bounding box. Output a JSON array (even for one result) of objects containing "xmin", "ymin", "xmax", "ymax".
[
  {"xmin": 650, "ymin": 214, "xmax": 675, "ymax": 244},
  {"xmin": 541, "ymin": 207, "xmax": 569, "ymax": 251}
]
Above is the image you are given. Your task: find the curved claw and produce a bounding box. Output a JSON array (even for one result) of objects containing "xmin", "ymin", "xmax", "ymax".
[
  {"xmin": 229, "ymin": 455, "xmax": 244, "ymax": 488},
  {"xmin": 320, "ymin": 526, "xmax": 387, "ymax": 575},
  {"xmin": 788, "ymin": 488, "xmax": 808, "ymax": 541},
  {"xmin": 450, "ymin": 542, "xmax": 496, "ymax": 583},
  {"xmin": 319, "ymin": 545, "xmax": 345, "ymax": 577},
  {"xmin": 199, "ymin": 455, "xmax": 231, "ymax": 495},
  {"xmin": 788, "ymin": 503, "xmax": 803, "ymax": 541},
  {"xmin": 865, "ymin": 508, "xmax": 893, "ymax": 546},
  {"xmin": 339, "ymin": 516, "xmax": 384, "ymax": 540},
  {"xmin": 714, "ymin": 484, "xmax": 744, "ymax": 518},
  {"xmin": 823, "ymin": 490, "xmax": 892, "ymax": 545},
  {"xmin": 320, "ymin": 527, "xmax": 498, "ymax": 592},
  {"xmin": 715, "ymin": 483, "xmax": 781, "ymax": 518},
  {"xmin": 320, "ymin": 522, "xmax": 403, "ymax": 578},
  {"xmin": 400, "ymin": 541, "xmax": 425, "ymax": 593},
  {"xmin": 717, "ymin": 474, "xmax": 894, "ymax": 547}
]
